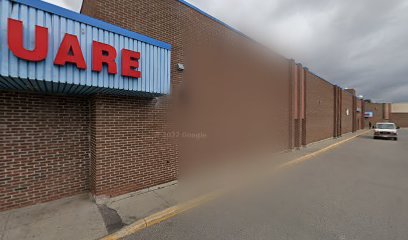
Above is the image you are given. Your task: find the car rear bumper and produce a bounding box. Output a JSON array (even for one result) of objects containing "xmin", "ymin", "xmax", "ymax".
[{"xmin": 374, "ymin": 134, "xmax": 397, "ymax": 138}]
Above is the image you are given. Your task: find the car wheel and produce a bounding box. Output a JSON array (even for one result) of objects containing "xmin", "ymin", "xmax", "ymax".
[
  {"xmin": 373, "ymin": 136, "xmax": 377, "ymax": 139},
  {"xmin": 394, "ymin": 137, "xmax": 398, "ymax": 141}
]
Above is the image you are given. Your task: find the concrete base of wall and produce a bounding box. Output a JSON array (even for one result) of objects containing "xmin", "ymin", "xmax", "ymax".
[{"xmin": 92, "ymin": 181, "xmax": 178, "ymax": 205}]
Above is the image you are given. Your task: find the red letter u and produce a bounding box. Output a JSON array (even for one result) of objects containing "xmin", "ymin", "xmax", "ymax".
[{"xmin": 8, "ymin": 18, "xmax": 48, "ymax": 62}]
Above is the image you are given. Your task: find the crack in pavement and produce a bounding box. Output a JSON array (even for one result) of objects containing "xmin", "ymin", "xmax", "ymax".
[{"xmin": 152, "ymin": 191, "xmax": 172, "ymax": 207}]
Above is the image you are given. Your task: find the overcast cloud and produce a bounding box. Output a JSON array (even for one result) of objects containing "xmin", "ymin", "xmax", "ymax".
[
  {"xmin": 43, "ymin": 0, "xmax": 82, "ymax": 12},
  {"xmin": 45, "ymin": 0, "xmax": 407, "ymax": 102}
]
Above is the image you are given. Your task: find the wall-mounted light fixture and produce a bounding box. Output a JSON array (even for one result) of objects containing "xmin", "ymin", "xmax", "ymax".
[{"xmin": 177, "ymin": 63, "xmax": 185, "ymax": 72}]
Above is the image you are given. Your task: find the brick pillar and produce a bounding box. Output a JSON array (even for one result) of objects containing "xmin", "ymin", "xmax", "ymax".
[
  {"xmin": 294, "ymin": 63, "xmax": 304, "ymax": 148},
  {"xmin": 89, "ymin": 97, "xmax": 97, "ymax": 196},
  {"xmin": 333, "ymin": 86, "xmax": 342, "ymax": 138},
  {"xmin": 333, "ymin": 86, "xmax": 338, "ymax": 138},
  {"xmin": 361, "ymin": 99, "xmax": 366, "ymax": 129},
  {"xmin": 288, "ymin": 60, "xmax": 296, "ymax": 150},
  {"xmin": 352, "ymin": 96, "xmax": 357, "ymax": 132},
  {"xmin": 289, "ymin": 60, "xmax": 302, "ymax": 150},
  {"xmin": 301, "ymin": 67, "xmax": 307, "ymax": 147},
  {"xmin": 383, "ymin": 103, "xmax": 391, "ymax": 120},
  {"xmin": 339, "ymin": 87, "xmax": 343, "ymax": 136}
]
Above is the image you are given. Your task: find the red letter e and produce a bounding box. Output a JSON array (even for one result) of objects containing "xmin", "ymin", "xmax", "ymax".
[{"xmin": 121, "ymin": 49, "xmax": 141, "ymax": 78}]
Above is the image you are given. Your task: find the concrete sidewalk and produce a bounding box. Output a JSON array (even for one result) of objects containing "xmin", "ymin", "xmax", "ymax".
[
  {"xmin": 0, "ymin": 130, "xmax": 369, "ymax": 240},
  {"xmin": 0, "ymin": 194, "xmax": 107, "ymax": 240}
]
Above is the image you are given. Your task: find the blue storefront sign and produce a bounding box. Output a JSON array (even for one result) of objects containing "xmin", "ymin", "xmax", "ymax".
[
  {"xmin": 364, "ymin": 112, "xmax": 374, "ymax": 118},
  {"xmin": 0, "ymin": 0, "xmax": 171, "ymax": 96}
]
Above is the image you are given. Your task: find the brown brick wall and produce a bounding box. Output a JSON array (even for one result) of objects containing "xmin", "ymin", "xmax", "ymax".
[
  {"xmin": 390, "ymin": 113, "xmax": 408, "ymax": 128},
  {"xmin": 0, "ymin": 91, "xmax": 90, "ymax": 211},
  {"xmin": 341, "ymin": 91, "xmax": 354, "ymax": 134},
  {"xmin": 89, "ymin": 95, "xmax": 178, "ymax": 197},
  {"xmin": 81, "ymin": 0, "xmax": 184, "ymax": 90},
  {"xmin": 356, "ymin": 100, "xmax": 363, "ymax": 130},
  {"xmin": 305, "ymin": 72, "xmax": 334, "ymax": 144},
  {"xmin": 80, "ymin": 0, "xmax": 184, "ymax": 198},
  {"xmin": 361, "ymin": 100, "xmax": 366, "ymax": 129},
  {"xmin": 1, "ymin": 0, "xmax": 388, "ymax": 211},
  {"xmin": 80, "ymin": 0, "xmax": 291, "ymax": 198},
  {"xmin": 365, "ymin": 102, "xmax": 385, "ymax": 127}
]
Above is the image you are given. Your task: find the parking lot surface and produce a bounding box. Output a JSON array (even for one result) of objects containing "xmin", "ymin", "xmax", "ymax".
[{"xmin": 126, "ymin": 130, "xmax": 408, "ymax": 240}]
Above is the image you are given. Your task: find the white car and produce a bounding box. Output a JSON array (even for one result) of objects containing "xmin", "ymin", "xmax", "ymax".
[{"xmin": 373, "ymin": 123, "xmax": 399, "ymax": 141}]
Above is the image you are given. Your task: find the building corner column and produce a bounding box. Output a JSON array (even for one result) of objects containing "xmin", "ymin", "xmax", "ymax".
[
  {"xmin": 89, "ymin": 96, "xmax": 98, "ymax": 200},
  {"xmin": 288, "ymin": 59, "xmax": 296, "ymax": 150},
  {"xmin": 301, "ymin": 67, "xmax": 307, "ymax": 147}
]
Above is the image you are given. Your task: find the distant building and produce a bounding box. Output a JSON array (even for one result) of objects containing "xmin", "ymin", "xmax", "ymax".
[{"xmin": 391, "ymin": 103, "xmax": 408, "ymax": 127}]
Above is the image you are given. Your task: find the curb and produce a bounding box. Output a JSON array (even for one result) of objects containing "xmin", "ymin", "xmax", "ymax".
[
  {"xmin": 278, "ymin": 130, "xmax": 371, "ymax": 169},
  {"xmin": 99, "ymin": 130, "xmax": 370, "ymax": 240},
  {"xmin": 100, "ymin": 192, "xmax": 220, "ymax": 240}
]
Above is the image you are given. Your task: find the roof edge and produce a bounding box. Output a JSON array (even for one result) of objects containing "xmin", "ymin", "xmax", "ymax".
[{"xmin": 12, "ymin": 0, "xmax": 172, "ymax": 50}]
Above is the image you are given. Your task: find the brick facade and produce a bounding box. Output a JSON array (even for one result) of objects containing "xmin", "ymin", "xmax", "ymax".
[
  {"xmin": 341, "ymin": 92, "xmax": 354, "ymax": 134},
  {"xmin": 365, "ymin": 102, "xmax": 386, "ymax": 127},
  {"xmin": 305, "ymin": 72, "xmax": 335, "ymax": 144},
  {"xmin": 0, "ymin": 0, "xmax": 375, "ymax": 211},
  {"xmin": 89, "ymin": 95, "xmax": 178, "ymax": 197},
  {"xmin": 0, "ymin": 91, "xmax": 90, "ymax": 211},
  {"xmin": 390, "ymin": 113, "xmax": 408, "ymax": 128},
  {"xmin": 80, "ymin": 0, "xmax": 292, "ymax": 199},
  {"xmin": 356, "ymin": 100, "xmax": 364, "ymax": 130},
  {"xmin": 81, "ymin": 0, "xmax": 185, "ymax": 199}
]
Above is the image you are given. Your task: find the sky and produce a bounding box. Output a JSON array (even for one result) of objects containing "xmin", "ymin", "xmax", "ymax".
[
  {"xmin": 43, "ymin": 0, "xmax": 408, "ymax": 103},
  {"xmin": 42, "ymin": 0, "xmax": 82, "ymax": 12}
]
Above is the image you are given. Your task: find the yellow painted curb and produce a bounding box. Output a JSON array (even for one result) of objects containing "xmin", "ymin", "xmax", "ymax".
[
  {"xmin": 278, "ymin": 130, "xmax": 371, "ymax": 169},
  {"xmin": 99, "ymin": 130, "xmax": 370, "ymax": 240},
  {"xmin": 100, "ymin": 192, "xmax": 220, "ymax": 240}
]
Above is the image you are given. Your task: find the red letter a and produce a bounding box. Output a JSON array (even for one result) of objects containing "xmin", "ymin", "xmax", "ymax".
[
  {"xmin": 54, "ymin": 34, "xmax": 87, "ymax": 69},
  {"xmin": 8, "ymin": 18, "xmax": 48, "ymax": 62}
]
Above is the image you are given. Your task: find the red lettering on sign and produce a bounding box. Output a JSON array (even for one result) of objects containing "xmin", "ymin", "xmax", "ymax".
[
  {"xmin": 54, "ymin": 34, "xmax": 87, "ymax": 69},
  {"xmin": 92, "ymin": 41, "xmax": 117, "ymax": 74},
  {"xmin": 121, "ymin": 49, "xmax": 141, "ymax": 78},
  {"xmin": 8, "ymin": 18, "xmax": 48, "ymax": 62},
  {"xmin": 6, "ymin": 18, "xmax": 143, "ymax": 79}
]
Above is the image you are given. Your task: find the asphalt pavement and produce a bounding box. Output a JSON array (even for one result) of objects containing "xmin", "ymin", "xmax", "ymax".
[{"xmin": 125, "ymin": 129, "xmax": 408, "ymax": 240}]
